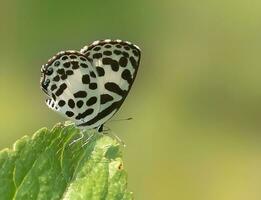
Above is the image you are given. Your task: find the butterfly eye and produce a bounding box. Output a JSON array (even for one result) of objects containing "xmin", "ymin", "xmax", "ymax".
[
  {"xmin": 46, "ymin": 68, "xmax": 53, "ymax": 75},
  {"xmin": 41, "ymin": 78, "xmax": 50, "ymax": 92},
  {"xmin": 44, "ymin": 79, "xmax": 50, "ymax": 85},
  {"xmin": 54, "ymin": 61, "xmax": 60, "ymax": 66}
]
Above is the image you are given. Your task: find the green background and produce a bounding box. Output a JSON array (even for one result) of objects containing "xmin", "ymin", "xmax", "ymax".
[{"xmin": 1, "ymin": 0, "xmax": 261, "ymax": 199}]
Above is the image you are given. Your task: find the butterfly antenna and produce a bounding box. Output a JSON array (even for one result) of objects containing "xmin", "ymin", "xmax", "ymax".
[
  {"xmin": 111, "ymin": 132, "xmax": 126, "ymax": 147},
  {"xmin": 109, "ymin": 117, "xmax": 133, "ymax": 123},
  {"xmin": 69, "ymin": 132, "xmax": 84, "ymax": 146},
  {"xmin": 81, "ymin": 132, "xmax": 96, "ymax": 147}
]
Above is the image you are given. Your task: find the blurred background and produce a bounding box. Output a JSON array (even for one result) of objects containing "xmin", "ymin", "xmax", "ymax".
[{"xmin": 1, "ymin": 0, "xmax": 261, "ymax": 199}]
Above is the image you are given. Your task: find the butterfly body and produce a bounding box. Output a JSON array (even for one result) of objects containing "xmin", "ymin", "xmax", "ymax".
[{"xmin": 40, "ymin": 39, "xmax": 141, "ymax": 131}]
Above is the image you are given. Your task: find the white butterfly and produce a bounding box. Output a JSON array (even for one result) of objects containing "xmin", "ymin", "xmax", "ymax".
[{"xmin": 40, "ymin": 39, "xmax": 141, "ymax": 132}]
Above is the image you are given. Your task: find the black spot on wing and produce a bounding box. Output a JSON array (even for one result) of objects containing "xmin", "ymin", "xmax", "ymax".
[
  {"xmin": 75, "ymin": 108, "xmax": 94, "ymax": 120},
  {"xmin": 89, "ymin": 83, "xmax": 98, "ymax": 90},
  {"xmin": 124, "ymin": 45, "xmax": 130, "ymax": 50},
  {"xmin": 102, "ymin": 57, "xmax": 119, "ymax": 71},
  {"xmin": 132, "ymin": 49, "xmax": 139, "ymax": 57},
  {"xmin": 77, "ymin": 100, "xmax": 84, "ymax": 108},
  {"xmin": 57, "ymin": 68, "xmax": 65, "ymax": 75},
  {"xmin": 53, "ymin": 75, "xmax": 60, "ymax": 82},
  {"xmin": 61, "ymin": 74, "xmax": 67, "ymax": 80},
  {"xmin": 122, "ymin": 51, "xmax": 129, "ymax": 58},
  {"xmin": 66, "ymin": 111, "xmax": 74, "ymax": 117},
  {"xmin": 105, "ymin": 82, "xmax": 127, "ymax": 97},
  {"xmin": 70, "ymin": 55, "xmax": 77, "ymax": 59},
  {"xmin": 51, "ymin": 93, "xmax": 56, "ymax": 101},
  {"xmin": 62, "ymin": 56, "xmax": 68, "ymax": 60},
  {"xmin": 63, "ymin": 62, "xmax": 70, "ymax": 68},
  {"xmin": 58, "ymin": 100, "xmax": 65, "ymax": 107},
  {"xmin": 71, "ymin": 61, "xmax": 79, "ymax": 69},
  {"xmin": 104, "ymin": 44, "xmax": 112, "ymax": 48},
  {"xmin": 111, "ymin": 61, "xmax": 119, "ymax": 71},
  {"xmin": 119, "ymin": 57, "xmax": 128, "ymax": 67},
  {"xmin": 114, "ymin": 50, "xmax": 121, "ymax": 55},
  {"xmin": 66, "ymin": 70, "xmax": 74, "ymax": 75},
  {"xmin": 129, "ymin": 56, "xmax": 138, "ymax": 69},
  {"xmin": 93, "ymin": 53, "xmax": 102, "ymax": 59},
  {"xmin": 82, "ymin": 74, "xmax": 90, "ymax": 84},
  {"xmin": 96, "ymin": 67, "xmax": 105, "ymax": 76},
  {"xmin": 74, "ymin": 91, "xmax": 87, "ymax": 98},
  {"xmin": 68, "ymin": 99, "xmax": 75, "ymax": 109},
  {"xmin": 93, "ymin": 46, "xmax": 101, "ymax": 51},
  {"xmin": 101, "ymin": 94, "xmax": 113, "ymax": 104},
  {"xmin": 55, "ymin": 83, "xmax": 67, "ymax": 96},
  {"xmin": 121, "ymin": 69, "xmax": 132, "ymax": 84},
  {"xmin": 51, "ymin": 84, "xmax": 57, "ymax": 91},
  {"xmin": 103, "ymin": 51, "xmax": 112, "ymax": 56},
  {"xmin": 86, "ymin": 96, "xmax": 97, "ymax": 106},
  {"xmin": 80, "ymin": 56, "xmax": 87, "ymax": 61},
  {"xmin": 90, "ymin": 71, "xmax": 96, "ymax": 78},
  {"xmin": 80, "ymin": 63, "xmax": 88, "ymax": 68},
  {"xmin": 102, "ymin": 57, "xmax": 112, "ymax": 65}
]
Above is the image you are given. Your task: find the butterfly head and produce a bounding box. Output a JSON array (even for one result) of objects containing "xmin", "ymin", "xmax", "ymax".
[
  {"xmin": 40, "ymin": 63, "xmax": 54, "ymax": 96},
  {"xmin": 40, "ymin": 51, "xmax": 81, "ymax": 97}
]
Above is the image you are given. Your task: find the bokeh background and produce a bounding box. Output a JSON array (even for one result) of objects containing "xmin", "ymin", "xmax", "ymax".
[{"xmin": 1, "ymin": 0, "xmax": 261, "ymax": 199}]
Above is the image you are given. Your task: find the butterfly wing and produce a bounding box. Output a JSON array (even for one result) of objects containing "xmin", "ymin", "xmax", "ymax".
[
  {"xmin": 78, "ymin": 39, "xmax": 141, "ymax": 128},
  {"xmin": 41, "ymin": 51, "xmax": 100, "ymax": 127},
  {"xmin": 41, "ymin": 39, "xmax": 141, "ymax": 130}
]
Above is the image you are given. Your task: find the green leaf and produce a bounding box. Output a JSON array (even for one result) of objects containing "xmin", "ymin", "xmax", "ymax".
[{"xmin": 0, "ymin": 123, "xmax": 133, "ymax": 200}]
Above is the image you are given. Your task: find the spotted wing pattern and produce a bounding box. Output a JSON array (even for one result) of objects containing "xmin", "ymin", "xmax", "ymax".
[
  {"xmin": 79, "ymin": 39, "xmax": 141, "ymax": 128},
  {"xmin": 40, "ymin": 39, "xmax": 141, "ymax": 130},
  {"xmin": 41, "ymin": 51, "xmax": 100, "ymax": 125}
]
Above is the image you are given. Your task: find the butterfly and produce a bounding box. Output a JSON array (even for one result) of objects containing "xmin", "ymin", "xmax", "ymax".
[{"xmin": 40, "ymin": 39, "xmax": 141, "ymax": 132}]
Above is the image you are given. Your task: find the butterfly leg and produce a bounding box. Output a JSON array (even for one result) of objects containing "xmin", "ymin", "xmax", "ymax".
[
  {"xmin": 81, "ymin": 132, "xmax": 96, "ymax": 147},
  {"xmin": 69, "ymin": 131, "xmax": 84, "ymax": 146},
  {"xmin": 110, "ymin": 132, "xmax": 126, "ymax": 147},
  {"xmin": 102, "ymin": 126, "xmax": 126, "ymax": 147},
  {"xmin": 64, "ymin": 121, "xmax": 75, "ymax": 127},
  {"xmin": 81, "ymin": 126, "xmax": 104, "ymax": 147}
]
